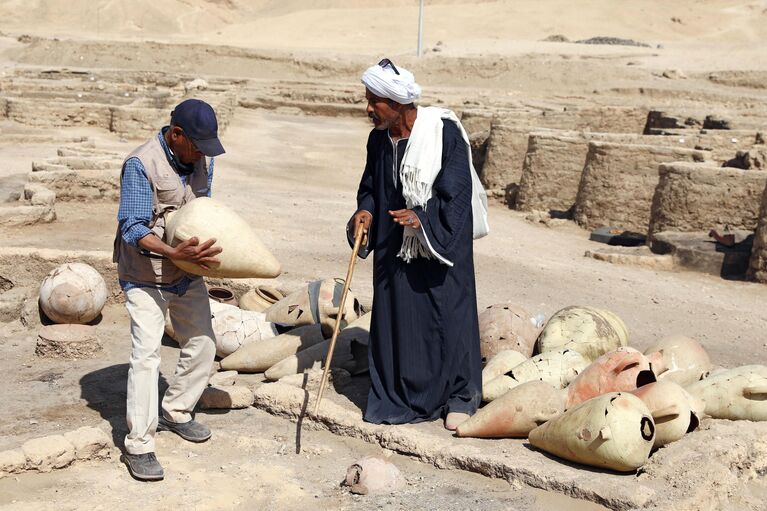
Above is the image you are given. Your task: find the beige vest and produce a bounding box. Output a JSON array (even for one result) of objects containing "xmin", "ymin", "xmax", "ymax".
[{"xmin": 113, "ymin": 135, "xmax": 210, "ymax": 285}]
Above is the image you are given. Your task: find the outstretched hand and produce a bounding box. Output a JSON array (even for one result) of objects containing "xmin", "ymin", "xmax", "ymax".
[
  {"xmin": 389, "ymin": 209, "xmax": 421, "ymax": 229},
  {"xmin": 170, "ymin": 237, "xmax": 223, "ymax": 270}
]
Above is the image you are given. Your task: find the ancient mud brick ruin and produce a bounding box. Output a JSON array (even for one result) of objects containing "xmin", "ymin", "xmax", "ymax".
[
  {"xmin": 0, "ymin": 69, "xmax": 239, "ymax": 138},
  {"xmin": 0, "ymin": 185, "xmax": 56, "ymax": 227},
  {"xmin": 573, "ymin": 142, "xmax": 708, "ymax": 232},
  {"xmin": 480, "ymin": 123, "xmax": 535, "ymax": 199},
  {"xmin": 648, "ymin": 162, "xmax": 767, "ymax": 237},
  {"xmin": 514, "ymin": 131, "xmax": 694, "ymax": 215},
  {"xmin": 515, "ymin": 132, "xmax": 588, "ymax": 214},
  {"xmin": 27, "ymin": 147, "xmax": 123, "ymax": 202},
  {"xmin": 747, "ymin": 182, "xmax": 767, "ymax": 283}
]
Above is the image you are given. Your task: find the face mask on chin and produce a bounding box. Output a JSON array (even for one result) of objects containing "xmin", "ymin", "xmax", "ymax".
[
  {"xmin": 163, "ymin": 126, "xmax": 197, "ymax": 174},
  {"xmin": 171, "ymin": 151, "xmax": 196, "ymax": 175}
]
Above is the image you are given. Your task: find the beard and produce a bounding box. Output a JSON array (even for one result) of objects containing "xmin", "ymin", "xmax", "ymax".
[{"xmin": 369, "ymin": 111, "xmax": 388, "ymax": 130}]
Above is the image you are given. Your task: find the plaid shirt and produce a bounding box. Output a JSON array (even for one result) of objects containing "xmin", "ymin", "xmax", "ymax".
[{"xmin": 117, "ymin": 129, "xmax": 214, "ymax": 294}]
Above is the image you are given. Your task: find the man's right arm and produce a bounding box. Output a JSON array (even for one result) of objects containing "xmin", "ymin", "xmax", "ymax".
[
  {"xmin": 347, "ymin": 137, "xmax": 376, "ymax": 257},
  {"xmin": 117, "ymin": 158, "xmax": 154, "ymax": 247}
]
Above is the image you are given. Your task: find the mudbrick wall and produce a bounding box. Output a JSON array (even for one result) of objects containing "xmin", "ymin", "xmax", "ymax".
[
  {"xmin": 573, "ymin": 142, "xmax": 708, "ymax": 232},
  {"xmin": 515, "ymin": 132, "xmax": 589, "ymax": 214},
  {"xmin": 514, "ymin": 132, "xmax": 693, "ymax": 214},
  {"xmin": 479, "ymin": 122, "xmax": 536, "ymax": 199},
  {"xmin": 648, "ymin": 162, "xmax": 767, "ymax": 237},
  {"xmin": 747, "ymin": 181, "xmax": 767, "ymax": 283}
]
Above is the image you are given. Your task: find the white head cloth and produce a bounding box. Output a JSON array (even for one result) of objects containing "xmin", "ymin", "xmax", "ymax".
[{"xmin": 361, "ymin": 61, "xmax": 422, "ymax": 104}]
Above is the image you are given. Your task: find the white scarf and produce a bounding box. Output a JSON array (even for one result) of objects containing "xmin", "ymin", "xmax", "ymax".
[{"xmin": 397, "ymin": 106, "xmax": 489, "ymax": 266}]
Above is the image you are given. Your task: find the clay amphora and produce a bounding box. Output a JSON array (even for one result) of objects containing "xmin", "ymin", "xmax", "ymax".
[
  {"xmin": 536, "ymin": 306, "xmax": 628, "ymax": 362},
  {"xmin": 643, "ymin": 335, "xmax": 712, "ymax": 386},
  {"xmin": 529, "ymin": 392, "xmax": 655, "ymax": 472},
  {"xmin": 565, "ymin": 347, "xmax": 656, "ymax": 409},
  {"xmin": 166, "ymin": 300, "xmax": 277, "ymax": 358},
  {"xmin": 265, "ymin": 277, "xmax": 361, "ymax": 337},
  {"xmin": 631, "ymin": 381, "xmax": 701, "ymax": 448},
  {"xmin": 686, "ymin": 365, "xmax": 767, "ymax": 421},
  {"xmin": 220, "ymin": 324, "xmax": 325, "ymax": 373},
  {"xmin": 39, "ymin": 263, "xmax": 107, "ymax": 324},
  {"xmin": 164, "ymin": 197, "xmax": 281, "ymax": 278},
  {"xmin": 483, "ymin": 349, "xmax": 588, "ymax": 402},
  {"xmin": 264, "ymin": 313, "xmax": 371, "ymax": 381},
  {"xmin": 482, "ymin": 349, "xmax": 528, "ymax": 387},
  {"xmin": 457, "ymin": 381, "xmax": 564, "ymax": 438},
  {"xmin": 239, "ymin": 285, "xmax": 284, "ymax": 312},
  {"xmin": 479, "ymin": 302, "xmax": 540, "ymax": 362},
  {"xmin": 208, "ymin": 286, "xmax": 238, "ymax": 307}
]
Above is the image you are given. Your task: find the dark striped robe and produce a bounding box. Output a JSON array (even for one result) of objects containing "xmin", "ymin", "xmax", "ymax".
[{"xmin": 350, "ymin": 119, "xmax": 482, "ymax": 424}]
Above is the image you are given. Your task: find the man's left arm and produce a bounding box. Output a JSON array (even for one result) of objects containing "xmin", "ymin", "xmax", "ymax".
[{"xmin": 411, "ymin": 122, "xmax": 473, "ymax": 258}]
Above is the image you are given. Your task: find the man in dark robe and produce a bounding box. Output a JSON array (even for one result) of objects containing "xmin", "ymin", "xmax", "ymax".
[{"xmin": 348, "ymin": 59, "xmax": 488, "ymax": 430}]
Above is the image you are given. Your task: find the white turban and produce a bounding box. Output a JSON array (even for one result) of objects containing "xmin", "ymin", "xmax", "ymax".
[{"xmin": 361, "ymin": 61, "xmax": 422, "ymax": 105}]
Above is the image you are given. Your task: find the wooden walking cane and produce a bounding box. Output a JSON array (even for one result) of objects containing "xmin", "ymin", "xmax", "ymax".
[{"xmin": 314, "ymin": 222, "xmax": 367, "ymax": 414}]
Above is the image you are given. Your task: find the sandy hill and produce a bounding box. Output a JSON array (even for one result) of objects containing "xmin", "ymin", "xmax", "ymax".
[{"xmin": 1, "ymin": 0, "xmax": 765, "ymax": 54}]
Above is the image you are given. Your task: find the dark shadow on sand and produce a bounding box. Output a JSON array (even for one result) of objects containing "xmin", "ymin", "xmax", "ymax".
[
  {"xmin": 521, "ymin": 442, "xmax": 638, "ymax": 477},
  {"xmin": 79, "ymin": 363, "xmax": 169, "ymax": 452}
]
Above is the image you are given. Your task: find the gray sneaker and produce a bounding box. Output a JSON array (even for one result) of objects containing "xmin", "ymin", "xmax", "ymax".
[
  {"xmin": 123, "ymin": 452, "xmax": 164, "ymax": 481},
  {"xmin": 157, "ymin": 417, "xmax": 211, "ymax": 443}
]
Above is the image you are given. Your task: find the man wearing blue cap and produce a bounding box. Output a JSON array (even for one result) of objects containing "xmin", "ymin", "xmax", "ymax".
[{"xmin": 113, "ymin": 99, "xmax": 225, "ymax": 481}]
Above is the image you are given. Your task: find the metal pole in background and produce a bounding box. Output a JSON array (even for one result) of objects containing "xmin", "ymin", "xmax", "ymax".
[{"xmin": 417, "ymin": 0, "xmax": 424, "ymax": 57}]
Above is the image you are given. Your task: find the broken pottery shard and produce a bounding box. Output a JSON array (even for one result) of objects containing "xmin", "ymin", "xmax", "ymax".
[
  {"xmin": 483, "ymin": 349, "xmax": 588, "ymax": 402},
  {"xmin": 36, "ymin": 324, "xmax": 102, "ymax": 359},
  {"xmin": 265, "ymin": 277, "xmax": 362, "ymax": 337},
  {"xmin": 239, "ymin": 285, "xmax": 284, "ymax": 312},
  {"xmin": 631, "ymin": 381, "xmax": 701, "ymax": 448},
  {"xmin": 220, "ymin": 324, "xmax": 325, "ymax": 373},
  {"xmin": 345, "ymin": 456, "xmax": 404, "ymax": 495},
  {"xmin": 565, "ymin": 347, "xmax": 657, "ymax": 409},
  {"xmin": 457, "ymin": 381, "xmax": 565, "ymax": 438},
  {"xmin": 164, "ymin": 197, "xmax": 281, "ymax": 278},
  {"xmin": 536, "ymin": 306, "xmax": 629, "ymax": 362},
  {"xmin": 38, "ymin": 262, "xmax": 107, "ymax": 324},
  {"xmin": 643, "ymin": 335, "xmax": 712, "ymax": 386},
  {"xmin": 0, "ymin": 449, "xmax": 27, "ymax": 478},
  {"xmin": 21, "ymin": 435, "xmax": 76, "ymax": 473},
  {"xmin": 63, "ymin": 427, "xmax": 112, "ymax": 460},
  {"xmin": 479, "ymin": 302, "xmax": 539, "ymax": 361},
  {"xmin": 198, "ymin": 385, "xmax": 255, "ymax": 409},
  {"xmin": 264, "ymin": 313, "xmax": 370, "ymax": 381},
  {"xmin": 686, "ymin": 365, "xmax": 767, "ymax": 421},
  {"xmin": 481, "ymin": 349, "xmax": 528, "ymax": 387},
  {"xmin": 529, "ymin": 392, "xmax": 655, "ymax": 472}
]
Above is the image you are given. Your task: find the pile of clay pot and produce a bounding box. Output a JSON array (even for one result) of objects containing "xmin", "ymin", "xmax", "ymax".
[
  {"xmin": 459, "ymin": 303, "xmax": 767, "ymax": 473},
  {"xmin": 33, "ymin": 260, "xmax": 368, "ymax": 384},
  {"xmin": 168, "ymin": 277, "xmax": 369, "ymax": 382}
]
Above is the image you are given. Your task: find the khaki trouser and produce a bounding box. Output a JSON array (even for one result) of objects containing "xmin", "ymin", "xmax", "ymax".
[{"xmin": 123, "ymin": 278, "xmax": 215, "ymax": 455}]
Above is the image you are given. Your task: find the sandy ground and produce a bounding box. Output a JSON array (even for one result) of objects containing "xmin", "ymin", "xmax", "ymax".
[
  {"xmin": 1, "ymin": 1, "xmax": 767, "ymax": 509},
  {"xmin": 0, "ymin": 336, "xmax": 605, "ymax": 511}
]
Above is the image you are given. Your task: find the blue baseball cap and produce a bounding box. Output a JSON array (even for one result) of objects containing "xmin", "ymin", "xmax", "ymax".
[{"xmin": 170, "ymin": 99, "xmax": 225, "ymax": 157}]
